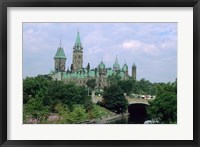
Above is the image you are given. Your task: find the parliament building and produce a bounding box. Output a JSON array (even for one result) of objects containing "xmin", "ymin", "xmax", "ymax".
[{"xmin": 50, "ymin": 31, "xmax": 137, "ymax": 89}]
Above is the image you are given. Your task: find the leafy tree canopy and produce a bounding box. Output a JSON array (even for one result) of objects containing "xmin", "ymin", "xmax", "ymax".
[
  {"xmin": 86, "ymin": 79, "xmax": 97, "ymax": 90},
  {"xmin": 147, "ymin": 82, "xmax": 177, "ymax": 123},
  {"xmin": 118, "ymin": 80, "xmax": 133, "ymax": 96},
  {"xmin": 102, "ymin": 84, "xmax": 128, "ymax": 113}
]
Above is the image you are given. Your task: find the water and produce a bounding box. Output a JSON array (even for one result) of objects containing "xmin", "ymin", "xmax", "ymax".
[{"xmin": 105, "ymin": 114, "xmax": 147, "ymax": 124}]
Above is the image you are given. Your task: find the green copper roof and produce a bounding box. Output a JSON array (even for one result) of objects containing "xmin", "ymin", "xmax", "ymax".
[
  {"xmin": 106, "ymin": 69, "xmax": 113, "ymax": 76},
  {"xmin": 99, "ymin": 61, "xmax": 105, "ymax": 69},
  {"xmin": 122, "ymin": 63, "xmax": 128, "ymax": 71},
  {"xmin": 71, "ymin": 73, "xmax": 78, "ymax": 78},
  {"xmin": 113, "ymin": 55, "xmax": 120, "ymax": 68},
  {"xmin": 89, "ymin": 70, "xmax": 95, "ymax": 77},
  {"xmin": 62, "ymin": 72, "xmax": 67, "ymax": 79},
  {"xmin": 73, "ymin": 31, "xmax": 83, "ymax": 51},
  {"xmin": 54, "ymin": 47, "xmax": 66, "ymax": 59},
  {"xmin": 120, "ymin": 71, "xmax": 125, "ymax": 77},
  {"xmin": 76, "ymin": 32, "xmax": 81, "ymax": 45}
]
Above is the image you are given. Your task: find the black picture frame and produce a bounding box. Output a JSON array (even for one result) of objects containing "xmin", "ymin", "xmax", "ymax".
[{"xmin": 0, "ymin": 0, "xmax": 199, "ymax": 146}]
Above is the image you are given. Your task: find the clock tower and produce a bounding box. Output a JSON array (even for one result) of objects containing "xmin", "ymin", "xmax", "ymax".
[{"xmin": 72, "ymin": 30, "xmax": 83, "ymax": 71}]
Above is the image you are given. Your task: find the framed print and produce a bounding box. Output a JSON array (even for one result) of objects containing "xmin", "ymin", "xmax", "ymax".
[{"xmin": 0, "ymin": 0, "xmax": 199, "ymax": 146}]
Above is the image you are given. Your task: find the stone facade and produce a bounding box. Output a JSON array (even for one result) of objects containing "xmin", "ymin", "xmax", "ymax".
[
  {"xmin": 54, "ymin": 47, "xmax": 66, "ymax": 72},
  {"xmin": 50, "ymin": 31, "xmax": 137, "ymax": 89},
  {"xmin": 132, "ymin": 63, "xmax": 137, "ymax": 80}
]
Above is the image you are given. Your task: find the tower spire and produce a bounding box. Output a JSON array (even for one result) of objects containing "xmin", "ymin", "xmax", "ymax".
[
  {"xmin": 113, "ymin": 54, "xmax": 120, "ymax": 71},
  {"xmin": 115, "ymin": 54, "xmax": 119, "ymax": 64},
  {"xmin": 73, "ymin": 29, "xmax": 83, "ymax": 51},
  {"xmin": 75, "ymin": 29, "xmax": 81, "ymax": 45}
]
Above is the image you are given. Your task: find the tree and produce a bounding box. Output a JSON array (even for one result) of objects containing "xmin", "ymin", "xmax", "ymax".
[
  {"xmin": 23, "ymin": 75, "xmax": 51, "ymax": 104},
  {"xmin": 54, "ymin": 104, "xmax": 89, "ymax": 124},
  {"xmin": 147, "ymin": 82, "xmax": 177, "ymax": 123},
  {"xmin": 70, "ymin": 105, "xmax": 88, "ymax": 123},
  {"xmin": 118, "ymin": 80, "xmax": 133, "ymax": 96},
  {"xmin": 47, "ymin": 80, "xmax": 68, "ymax": 109},
  {"xmin": 102, "ymin": 84, "xmax": 128, "ymax": 113},
  {"xmin": 54, "ymin": 103, "xmax": 71, "ymax": 123},
  {"xmin": 95, "ymin": 68, "xmax": 97, "ymax": 77},
  {"xmin": 86, "ymin": 79, "xmax": 97, "ymax": 90},
  {"xmin": 87, "ymin": 63, "xmax": 90, "ymax": 73},
  {"xmin": 107, "ymin": 75, "xmax": 121, "ymax": 86},
  {"xmin": 24, "ymin": 94, "xmax": 50, "ymax": 123},
  {"xmin": 23, "ymin": 75, "xmax": 94, "ymax": 124},
  {"xmin": 70, "ymin": 63, "xmax": 74, "ymax": 71},
  {"xmin": 84, "ymin": 96, "xmax": 93, "ymax": 112}
]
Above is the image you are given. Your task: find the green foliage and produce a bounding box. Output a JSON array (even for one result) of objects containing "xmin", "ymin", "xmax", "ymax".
[
  {"xmin": 87, "ymin": 63, "xmax": 90, "ymax": 73},
  {"xmin": 102, "ymin": 84, "xmax": 128, "ymax": 113},
  {"xmin": 54, "ymin": 103, "xmax": 71, "ymax": 123},
  {"xmin": 131, "ymin": 78, "xmax": 157, "ymax": 95},
  {"xmin": 84, "ymin": 96, "xmax": 93, "ymax": 112},
  {"xmin": 23, "ymin": 75, "xmax": 51, "ymax": 104},
  {"xmin": 70, "ymin": 105, "xmax": 88, "ymax": 123},
  {"xmin": 23, "ymin": 75, "xmax": 91, "ymax": 123},
  {"xmin": 54, "ymin": 103, "xmax": 111, "ymax": 123},
  {"xmin": 107, "ymin": 75, "xmax": 121, "ymax": 85},
  {"xmin": 86, "ymin": 79, "xmax": 97, "ymax": 90},
  {"xmin": 107, "ymin": 76, "xmax": 158, "ymax": 96},
  {"xmin": 23, "ymin": 76, "xmax": 89, "ymax": 123},
  {"xmin": 24, "ymin": 94, "xmax": 50, "ymax": 123},
  {"xmin": 147, "ymin": 82, "xmax": 177, "ymax": 123},
  {"xmin": 23, "ymin": 73, "xmax": 177, "ymax": 124},
  {"xmin": 46, "ymin": 81, "xmax": 88, "ymax": 110},
  {"xmin": 118, "ymin": 80, "xmax": 133, "ymax": 96},
  {"xmin": 54, "ymin": 104, "xmax": 88, "ymax": 123},
  {"xmin": 87, "ymin": 105, "xmax": 111, "ymax": 120}
]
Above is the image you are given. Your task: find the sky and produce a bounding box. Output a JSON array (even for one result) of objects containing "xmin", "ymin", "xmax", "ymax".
[{"xmin": 23, "ymin": 23, "xmax": 177, "ymax": 83}]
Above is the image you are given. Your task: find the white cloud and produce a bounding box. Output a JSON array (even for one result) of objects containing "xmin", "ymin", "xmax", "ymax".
[
  {"xmin": 122, "ymin": 40, "xmax": 141, "ymax": 50},
  {"xmin": 121, "ymin": 40, "xmax": 159, "ymax": 55}
]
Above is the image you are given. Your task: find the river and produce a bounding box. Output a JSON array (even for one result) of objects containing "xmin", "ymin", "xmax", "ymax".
[{"xmin": 105, "ymin": 114, "xmax": 147, "ymax": 124}]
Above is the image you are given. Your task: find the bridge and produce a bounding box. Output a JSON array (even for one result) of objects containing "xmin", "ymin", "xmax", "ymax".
[
  {"xmin": 127, "ymin": 98, "xmax": 150, "ymax": 123},
  {"xmin": 91, "ymin": 94, "xmax": 150, "ymax": 124},
  {"xmin": 91, "ymin": 93, "xmax": 149, "ymax": 105},
  {"xmin": 126, "ymin": 97, "xmax": 149, "ymax": 105}
]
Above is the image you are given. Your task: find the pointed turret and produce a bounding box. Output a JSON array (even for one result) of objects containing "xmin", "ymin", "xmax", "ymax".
[
  {"xmin": 73, "ymin": 30, "xmax": 83, "ymax": 51},
  {"xmin": 54, "ymin": 39, "xmax": 67, "ymax": 72},
  {"xmin": 54, "ymin": 35, "xmax": 66, "ymax": 59},
  {"xmin": 113, "ymin": 55, "xmax": 120, "ymax": 71},
  {"xmin": 54, "ymin": 47, "xmax": 66, "ymax": 59},
  {"xmin": 121, "ymin": 59, "xmax": 128, "ymax": 76},
  {"xmin": 99, "ymin": 61, "xmax": 106, "ymax": 69}
]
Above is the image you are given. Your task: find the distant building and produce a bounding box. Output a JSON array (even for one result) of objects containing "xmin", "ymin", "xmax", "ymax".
[
  {"xmin": 50, "ymin": 31, "xmax": 137, "ymax": 89},
  {"xmin": 132, "ymin": 63, "xmax": 136, "ymax": 80}
]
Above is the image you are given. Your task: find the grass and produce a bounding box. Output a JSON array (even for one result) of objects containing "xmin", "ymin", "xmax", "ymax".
[{"xmin": 95, "ymin": 105, "xmax": 114, "ymax": 117}]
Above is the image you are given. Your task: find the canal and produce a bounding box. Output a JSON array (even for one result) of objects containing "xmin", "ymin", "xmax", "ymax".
[
  {"xmin": 105, "ymin": 103, "xmax": 148, "ymax": 124},
  {"xmin": 105, "ymin": 114, "xmax": 147, "ymax": 124}
]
